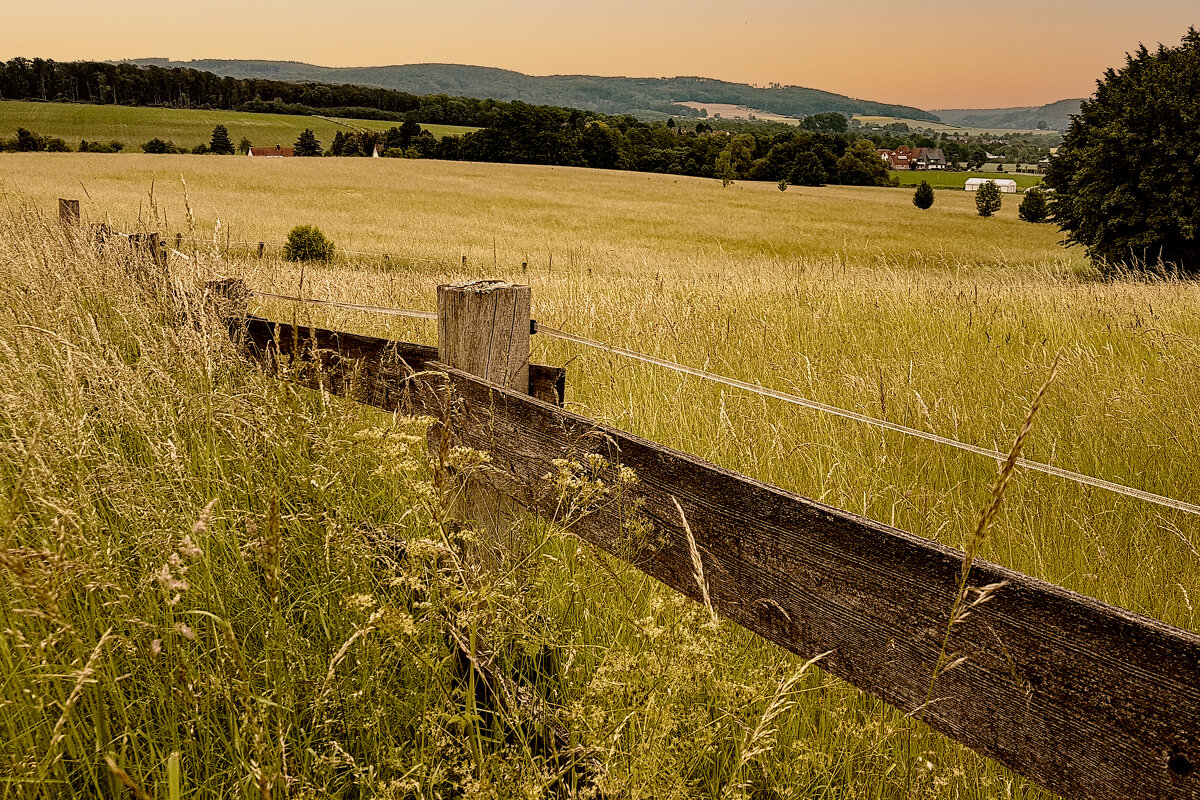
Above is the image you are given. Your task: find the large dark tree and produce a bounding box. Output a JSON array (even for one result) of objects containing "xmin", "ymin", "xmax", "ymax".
[{"xmin": 1045, "ymin": 29, "xmax": 1200, "ymax": 273}]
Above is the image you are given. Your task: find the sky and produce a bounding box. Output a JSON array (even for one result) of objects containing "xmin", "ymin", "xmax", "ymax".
[{"xmin": 3, "ymin": 0, "xmax": 1196, "ymax": 109}]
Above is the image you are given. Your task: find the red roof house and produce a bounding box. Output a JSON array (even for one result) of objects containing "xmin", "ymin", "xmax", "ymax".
[{"xmin": 247, "ymin": 145, "xmax": 295, "ymax": 157}]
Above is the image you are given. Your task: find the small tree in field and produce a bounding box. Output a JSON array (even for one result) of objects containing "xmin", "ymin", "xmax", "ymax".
[
  {"xmin": 237, "ymin": 137, "xmax": 253, "ymax": 154},
  {"xmin": 975, "ymin": 180, "xmax": 1002, "ymax": 217},
  {"xmin": 285, "ymin": 225, "xmax": 335, "ymax": 262},
  {"xmin": 778, "ymin": 179, "xmax": 788, "ymax": 192},
  {"xmin": 913, "ymin": 180, "xmax": 935, "ymax": 209},
  {"xmin": 1019, "ymin": 188, "xmax": 1050, "ymax": 223},
  {"xmin": 294, "ymin": 129, "xmax": 322, "ymax": 157},
  {"xmin": 209, "ymin": 125, "xmax": 234, "ymax": 155}
]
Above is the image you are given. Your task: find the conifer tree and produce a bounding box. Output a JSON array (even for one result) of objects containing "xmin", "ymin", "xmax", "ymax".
[
  {"xmin": 294, "ymin": 129, "xmax": 322, "ymax": 157},
  {"xmin": 209, "ymin": 125, "xmax": 234, "ymax": 155},
  {"xmin": 913, "ymin": 180, "xmax": 935, "ymax": 209}
]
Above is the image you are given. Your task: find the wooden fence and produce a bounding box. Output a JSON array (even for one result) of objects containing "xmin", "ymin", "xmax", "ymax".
[{"xmin": 219, "ymin": 278, "xmax": 1200, "ymax": 800}]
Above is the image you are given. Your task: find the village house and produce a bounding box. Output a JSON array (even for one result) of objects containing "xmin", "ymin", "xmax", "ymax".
[
  {"xmin": 877, "ymin": 149, "xmax": 912, "ymax": 170},
  {"xmin": 247, "ymin": 145, "xmax": 294, "ymax": 157},
  {"xmin": 877, "ymin": 145, "xmax": 948, "ymax": 170}
]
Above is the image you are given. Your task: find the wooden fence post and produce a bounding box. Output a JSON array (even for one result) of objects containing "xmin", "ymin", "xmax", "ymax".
[
  {"xmin": 58, "ymin": 199, "xmax": 80, "ymax": 228},
  {"xmin": 437, "ymin": 280, "xmax": 531, "ymax": 392},
  {"xmin": 257, "ymin": 242, "xmax": 265, "ymax": 258},
  {"xmin": 436, "ymin": 280, "xmax": 532, "ymax": 537}
]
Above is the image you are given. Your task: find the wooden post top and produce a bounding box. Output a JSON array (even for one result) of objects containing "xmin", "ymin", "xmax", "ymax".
[{"xmin": 437, "ymin": 281, "xmax": 532, "ymax": 393}]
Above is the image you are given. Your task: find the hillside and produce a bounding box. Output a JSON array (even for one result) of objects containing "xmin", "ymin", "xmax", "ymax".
[
  {"xmin": 0, "ymin": 100, "xmax": 474, "ymax": 150},
  {"xmin": 126, "ymin": 58, "xmax": 939, "ymax": 122},
  {"xmin": 931, "ymin": 99, "xmax": 1082, "ymax": 132}
]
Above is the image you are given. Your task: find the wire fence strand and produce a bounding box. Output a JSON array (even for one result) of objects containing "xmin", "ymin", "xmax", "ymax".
[
  {"xmin": 536, "ymin": 324, "xmax": 1200, "ymax": 518},
  {"xmin": 129, "ymin": 239, "xmax": 1200, "ymax": 519}
]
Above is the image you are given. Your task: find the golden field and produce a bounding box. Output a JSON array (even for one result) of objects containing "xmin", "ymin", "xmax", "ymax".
[{"xmin": 1, "ymin": 152, "xmax": 1197, "ymax": 798}]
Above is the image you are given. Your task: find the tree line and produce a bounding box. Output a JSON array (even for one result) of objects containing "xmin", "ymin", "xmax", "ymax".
[
  {"xmin": 267, "ymin": 107, "xmax": 896, "ymax": 187},
  {"xmin": 1, "ymin": 58, "xmax": 564, "ymax": 128}
]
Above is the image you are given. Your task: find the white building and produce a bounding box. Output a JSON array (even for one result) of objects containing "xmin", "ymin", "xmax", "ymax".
[{"xmin": 965, "ymin": 178, "xmax": 1018, "ymax": 194}]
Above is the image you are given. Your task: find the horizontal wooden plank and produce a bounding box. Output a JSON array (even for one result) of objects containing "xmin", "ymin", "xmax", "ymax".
[
  {"xmin": 237, "ymin": 315, "xmax": 565, "ymax": 406},
  {"xmin": 236, "ymin": 316, "xmax": 1200, "ymax": 800},
  {"xmin": 422, "ymin": 366, "xmax": 1200, "ymax": 800}
]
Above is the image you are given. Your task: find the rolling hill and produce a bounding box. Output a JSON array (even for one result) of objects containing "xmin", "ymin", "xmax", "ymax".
[
  {"xmin": 931, "ymin": 99, "xmax": 1082, "ymax": 133},
  {"xmin": 125, "ymin": 59, "xmax": 940, "ymax": 122}
]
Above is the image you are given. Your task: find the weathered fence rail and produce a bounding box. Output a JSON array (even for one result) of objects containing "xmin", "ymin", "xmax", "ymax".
[{"xmin": 220, "ymin": 278, "xmax": 1200, "ymax": 800}]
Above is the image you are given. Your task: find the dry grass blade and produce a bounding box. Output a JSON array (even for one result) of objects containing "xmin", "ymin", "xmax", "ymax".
[
  {"xmin": 922, "ymin": 352, "xmax": 1061, "ymax": 716},
  {"xmin": 673, "ymin": 495, "xmax": 716, "ymax": 623}
]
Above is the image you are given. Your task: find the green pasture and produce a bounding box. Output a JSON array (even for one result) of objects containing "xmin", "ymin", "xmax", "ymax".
[
  {"xmin": 0, "ymin": 100, "xmax": 477, "ymax": 150},
  {"xmin": 892, "ymin": 169, "xmax": 1045, "ymax": 190}
]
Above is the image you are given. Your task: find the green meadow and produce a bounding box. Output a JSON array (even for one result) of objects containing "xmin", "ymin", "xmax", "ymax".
[
  {"xmin": 0, "ymin": 100, "xmax": 476, "ymax": 150},
  {"xmin": 891, "ymin": 170, "xmax": 1045, "ymax": 190}
]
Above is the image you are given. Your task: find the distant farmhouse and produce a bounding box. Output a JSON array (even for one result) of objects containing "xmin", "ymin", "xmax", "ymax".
[
  {"xmin": 877, "ymin": 145, "xmax": 947, "ymax": 170},
  {"xmin": 248, "ymin": 145, "xmax": 295, "ymax": 157}
]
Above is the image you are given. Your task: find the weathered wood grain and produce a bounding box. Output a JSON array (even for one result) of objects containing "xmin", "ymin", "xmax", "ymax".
[
  {"xmin": 234, "ymin": 315, "xmax": 1200, "ymax": 800},
  {"xmin": 58, "ymin": 198, "xmax": 80, "ymax": 228},
  {"xmin": 421, "ymin": 366, "xmax": 1200, "ymax": 800},
  {"xmin": 237, "ymin": 315, "xmax": 565, "ymax": 406},
  {"xmin": 437, "ymin": 281, "xmax": 531, "ymax": 392}
]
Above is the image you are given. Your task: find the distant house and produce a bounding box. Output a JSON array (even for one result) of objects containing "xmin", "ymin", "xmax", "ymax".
[
  {"xmin": 878, "ymin": 145, "xmax": 946, "ymax": 170},
  {"xmin": 248, "ymin": 145, "xmax": 295, "ymax": 157},
  {"xmin": 915, "ymin": 148, "xmax": 947, "ymax": 170},
  {"xmin": 965, "ymin": 178, "xmax": 1018, "ymax": 194},
  {"xmin": 878, "ymin": 149, "xmax": 912, "ymax": 170}
]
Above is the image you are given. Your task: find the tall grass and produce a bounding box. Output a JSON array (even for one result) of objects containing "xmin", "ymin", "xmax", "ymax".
[{"xmin": 4, "ymin": 154, "xmax": 1199, "ymax": 797}]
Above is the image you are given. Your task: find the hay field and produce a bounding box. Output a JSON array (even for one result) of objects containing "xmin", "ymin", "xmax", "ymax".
[
  {"xmin": 0, "ymin": 100, "xmax": 476, "ymax": 149},
  {"xmin": 2, "ymin": 152, "xmax": 1198, "ymax": 797}
]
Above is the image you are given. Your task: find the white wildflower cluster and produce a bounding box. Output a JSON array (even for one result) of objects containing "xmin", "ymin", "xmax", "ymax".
[{"xmin": 547, "ymin": 453, "xmax": 638, "ymax": 526}]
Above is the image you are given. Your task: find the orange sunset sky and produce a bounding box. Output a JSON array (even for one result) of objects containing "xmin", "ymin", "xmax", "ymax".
[{"xmin": 3, "ymin": 0, "xmax": 1197, "ymax": 109}]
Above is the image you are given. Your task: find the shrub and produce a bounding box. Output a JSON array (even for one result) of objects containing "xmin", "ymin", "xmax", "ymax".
[
  {"xmin": 14, "ymin": 128, "xmax": 44, "ymax": 152},
  {"xmin": 285, "ymin": 225, "xmax": 335, "ymax": 262},
  {"xmin": 1019, "ymin": 188, "xmax": 1050, "ymax": 223},
  {"xmin": 778, "ymin": 178, "xmax": 788, "ymax": 192},
  {"xmin": 142, "ymin": 138, "xmax": 177, "ymax": 154},
  {"xmin": 975, "ymin": 180, "xmax": 1002, "ymax": 217},
  {"xmin": 912, "ymin": 180, "xmax": 935, "ymax": 210}
]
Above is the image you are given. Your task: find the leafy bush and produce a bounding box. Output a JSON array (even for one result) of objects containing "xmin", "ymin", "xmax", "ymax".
[
  {"xmin": 1018, "ymin": 188, "xmax": 1049, "ymax": 223},
  {"xmin": 80, "ymin": 139, "xmax": 125, "ymax": 153},
  {"xmin": 285, "ymin": 225, "xmax": 336, "ymax": 262},
  {"xmin": 1045, "ymin": 28, "xmax": 1200, "ymax": 273},
  {"xmin": 975, "ymin": 180, "xmax": 1002, "ymax": 217},
  {"xmin": 141, "ymin": 138, "xmax": 183, "ymax": 154},
  {"xmin": 912, "ymin": 180, "xmax": 935, "ymax": 210}
]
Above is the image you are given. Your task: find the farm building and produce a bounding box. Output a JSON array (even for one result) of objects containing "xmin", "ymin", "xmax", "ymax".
[
  {"xmin": 247, "ymin": 145, "xmax": 294, "ymax": 157},
  {"xmin": 878, "ymin": 146, "xmax": 947, "ymax": 170},
  {"xmin": 965, "ymin": 178, "xmax": 1018, "ymax": 193}
]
